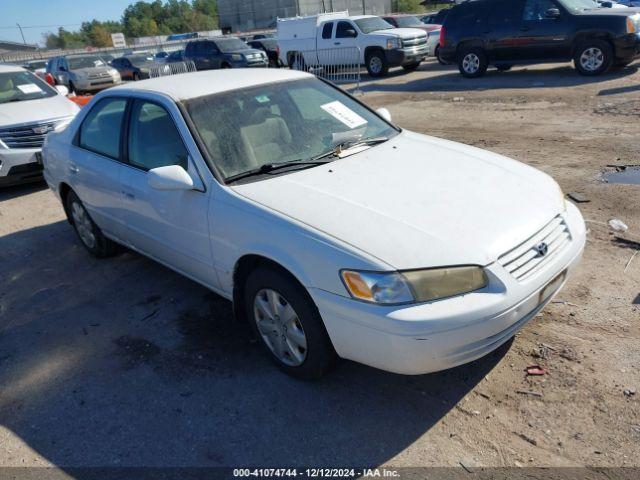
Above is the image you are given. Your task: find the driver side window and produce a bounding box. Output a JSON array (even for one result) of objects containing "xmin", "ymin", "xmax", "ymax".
[
  {"xmin": 523, "ymin": 0, "xmax": 557, "ymax": 21},
  {"xmin": 336, "ymin": 21, "xmax": 357, "ymax": 38}
]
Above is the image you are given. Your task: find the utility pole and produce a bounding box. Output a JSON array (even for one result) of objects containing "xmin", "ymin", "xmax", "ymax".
[
  {"xmin": 362, "ymin": 0, "xmax": 366, "ymax": 14},
  {"xmin": 16, "ymin": 23, "xmax": 26, "ymax": 44}
]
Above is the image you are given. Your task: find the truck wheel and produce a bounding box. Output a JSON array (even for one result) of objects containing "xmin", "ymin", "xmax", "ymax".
[
  {"xmin": 366, "ymin": 51, "xmax": 389, "ymax": 77},
  {"xmin": 574, "ymin": 40, "xmax": 613, "ymax": 76},
  {"xmin": 458, "ymin": 47, "xmax": 488, "ymax": 78},
  {"xmin": 435, "ymin": 45, "xmax": 448, "ymax": 65},
  {"xmin": 402, "ymin": 61, "xmax": 421, "ymax": 72}
]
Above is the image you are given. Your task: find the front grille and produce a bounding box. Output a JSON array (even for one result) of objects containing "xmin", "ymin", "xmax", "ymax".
[
  {"xmin": 0, "ymin": 121, "xmax": 56, "ymax": 149},
  {"xmin": 88, "ymin": 72, "xmax": 110, "ymax": 79},
  {"xmin": 403, "ymin": 36, "xmax": 427, "ymax": 47},
  {"xmin": 498, "ymin": 215, "xmax": 571, "ymax": 281}
]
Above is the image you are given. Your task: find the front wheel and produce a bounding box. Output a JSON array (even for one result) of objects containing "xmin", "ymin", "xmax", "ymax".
[
  {"xmin": 574, "ymin": 40, "xmax": 613, "ymax": 76},
  {"xmin": 366, "ymin": 50, "xmax": 389, "ymax": 77},
  {"xmin": 244, "ymin": 266, "xmax": 337, "ymax": 379},
  {"xmin": 66, "ymin": 191, "xmax": 118, "ymax": 258},
  {"xmin": 458, "ymin": 47, "xmax": 488, "ymax": 78}
]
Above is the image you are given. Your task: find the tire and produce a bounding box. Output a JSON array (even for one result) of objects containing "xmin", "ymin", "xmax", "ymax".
[
  {"xmin": 244, "ymin": 265, "xmax": 337, "ymax": 380},
  {"xmin": 221, "ymin": 63, "xmax": 231, "ymax": 69},
  {"xmin": 402, "ymin": 61, "xmax": 421, "ymax": 72},
  {"xmin": 574, "ymin": 40, "xmax": 613, "ymax": 76},
  {"xmin": 496, "ymin": 64, "xmax": 512, "ymax": 72},
  {"xmin": 458, "ymin": 47, "xmax": 488, "ymax": 78},
  {"xmin": 66, "ymin": 191, "xmax": 118, "ymax": 258},
  {"xmin": 366, "ymin": 50, "xmax": 389, "ymax": 77},
  {"xmin": 67, "ymin": 81, "xmax": 75, "ymax": 94},
  {"xmin": 289, "ymin": 54, "xmax": 306, "ymax": 71},
  {"xmin": 133, "ymin": 72, "xmax": 140, "ymax": 81},
  {"xmin": 436, "ymin": 45, "xmax": 448, "ymax": 66}
]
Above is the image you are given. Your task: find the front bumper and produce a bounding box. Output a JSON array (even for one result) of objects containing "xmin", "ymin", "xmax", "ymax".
[
  {"xmin": 387, "ymin": 44, "xmax": 428, "ymax": 66},
  {"xmin": 75, "ymin": 77, "xmax": 122, "ymax": 92},
  {"xmin": 613, "ymin": 33, "xmax": 640, "ymax": 61},
  {"xmin": 232, "ymin": 59, "xmax": 269, "ymax": 68},
  {"xmin": 309, "ymin": 202, "xmax": 586, "ymax": 375},
  {"xmin": 0, "ymin": 148, "xmax": 43, "ymax": 186}
]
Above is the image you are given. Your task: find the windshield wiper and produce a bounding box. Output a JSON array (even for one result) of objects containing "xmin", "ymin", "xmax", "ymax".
[
  {"xmin": 225, "ymin": 160, "xmax": 331, "ymax": 184},
  {"xmin": 309, "ymin": 136, "xmax": 390, "ymax": 163}
]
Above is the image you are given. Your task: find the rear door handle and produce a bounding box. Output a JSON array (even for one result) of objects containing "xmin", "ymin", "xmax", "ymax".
[
  {"xmin": 334, "ymin": 42, "xmax": 341, "ymax": 45},
  {"xmin": 69, "ymin": 164, "xmax": 79, "ymax": 174},
  {"xmin": 122, "ymin": 190, "xmax": 135, "ymax": 200}
]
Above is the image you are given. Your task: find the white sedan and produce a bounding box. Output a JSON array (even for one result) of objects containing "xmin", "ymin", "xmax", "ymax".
[{"xmin": 43, "ymin": 69, "xmax": 586, "ymax": 379}]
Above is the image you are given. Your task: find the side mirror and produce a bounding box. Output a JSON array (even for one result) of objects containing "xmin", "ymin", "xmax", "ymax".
[
  {"xmin": 545, "ymin": 8, "xmax": 561, "ymax": 18},
  {"xmin": 55, "ymin": 85, "xmax": 69, "ymax": 96},
  {"xmin": 346, "ymin": 29, "xmax": 358, "ymax": 38},
  {"xmin": 148, "ymin": 165, "xmax": 194, "ymax": 191},
  {"xmin": 376, "ymin": 107, "xmax": 392, "ymax": 122}
]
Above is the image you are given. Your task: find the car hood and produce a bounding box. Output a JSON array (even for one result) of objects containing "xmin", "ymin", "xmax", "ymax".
[
  {"xmin": 0, "ymin": 94, "xmax": 79, "ymax": 127},
  {"xmin": 373, "ymin": 28, "xmax": 427, "ymax": 39},
  {"xmin": 577, "ymin": 7, "xmax": 640, "ymax": 15},
  {"xmin": 231, "ymin": 131, "xmax": 564, "ymax": 270}
]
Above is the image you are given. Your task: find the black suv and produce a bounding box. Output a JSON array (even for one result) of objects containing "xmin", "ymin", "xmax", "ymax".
[
  {"xmin": 439, "ymin": 0, "xmax": 640, "ymax": 77},
  {"xmin": 184, "ymin": 38, "xmax": 268, "ymax": 71}
]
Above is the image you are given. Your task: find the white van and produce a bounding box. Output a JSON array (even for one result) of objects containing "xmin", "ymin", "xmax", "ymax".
[
  {"xmin": 277, "ymin": 12, "xmax": 428, "ymax": 77},
  {"xmin": 0, "ymin": 65, "xmax": 79, "ymax": 187}
]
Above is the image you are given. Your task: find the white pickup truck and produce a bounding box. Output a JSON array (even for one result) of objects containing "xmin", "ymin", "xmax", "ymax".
[{"xmin": 277, "ymin": 12, "xmax": 428, "ymax": 77}]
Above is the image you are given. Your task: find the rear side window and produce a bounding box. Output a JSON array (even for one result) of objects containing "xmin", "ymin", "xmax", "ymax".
[
  {"xmin": 79, "ymin": 98, "xmax": 127, "ymax": 159},
  {"xmin": 127, "ymin": 100, "xmax": 188, "ymax": 171},
  {"xmin": 322, "ymin": 22, "xmax": 334, "ymax": 39},
  {"xmin": 488, "ymin": 0, "xmax": 526, "ymax": 27},
  {"xmin": 523, "ymin": 0, "xmax": 556, "ymax": 21}
]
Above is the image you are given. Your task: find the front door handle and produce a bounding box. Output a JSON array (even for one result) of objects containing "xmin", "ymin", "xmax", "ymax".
[
  {"xmin": 334, "ymin": 42, "xmax": 341, "ymax": 45},
  {"xmin": 122, "ymin": 191, "xmax": 135, "ymax": 200}
]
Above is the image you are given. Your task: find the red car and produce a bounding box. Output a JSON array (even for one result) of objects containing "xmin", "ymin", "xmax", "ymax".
[{"xmin": 382, "ymin": 14, "xmax": 441, "ymax": 34}]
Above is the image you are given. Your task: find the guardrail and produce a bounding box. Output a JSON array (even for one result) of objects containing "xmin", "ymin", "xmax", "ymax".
[
  {"xmin": 148, "ymin": 60, "xmax": 197, "ymax": 78},
  {"xmin": 289, "ymin": 47, "xmax": 362, "ymax": 92}
]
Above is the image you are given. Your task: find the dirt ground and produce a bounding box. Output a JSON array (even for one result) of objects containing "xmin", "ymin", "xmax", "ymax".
[{"xmin": 0, "ymin": 59, "xmax": 639, "ymax": 474}]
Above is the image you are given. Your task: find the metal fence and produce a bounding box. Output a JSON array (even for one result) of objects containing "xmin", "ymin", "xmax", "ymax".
[
  {"xmin": 289, "ymin": 47, "xmax": 362, "ymax": 92},
  {"xmin": 148, "ymin": 60, "xmax": 197, "ymax": 78}
]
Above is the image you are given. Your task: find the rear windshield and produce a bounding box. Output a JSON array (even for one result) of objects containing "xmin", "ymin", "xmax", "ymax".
[
  {"xmin": 0, "ymin": 70, "xmax": 56, "ymax": 104},
  {"xmin": 394, "ymin": 16, "xmax": 423, "ymax": 27},
  {"xmin": 354, "ymin": 17, "xmax": 394, "ymax": 34}
]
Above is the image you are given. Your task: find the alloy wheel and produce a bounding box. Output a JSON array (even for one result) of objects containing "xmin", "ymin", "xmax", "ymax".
[
  {"xmin": 462, "ymin": 53, "xmax": 480, "ymax": 74},
  {"xmin": 253, "ymin": 288, "xmax": 307, "ymax": 366},
  {"xmin": 71, "ymin": 201, "xmax": 96, "ymax": 249},
  {"xmin": 579, "ymin": 47, "xmax": 604, "ymax": 72},
  {"xmin": 369, "ymin": 56, "xmax": 383, "ymax": 75}
]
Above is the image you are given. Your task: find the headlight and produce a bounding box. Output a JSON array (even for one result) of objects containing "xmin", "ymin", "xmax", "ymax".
[
  {"xmin": 108, "ymin": 68, "xmax": 119, "ymax": 76},
  {"xmin": 231, "ymin": 54, "xmax": 244, "ymax": 61},
  {"xmin": 341, "ymin": 266, "xmax": 487, "ymax": 305},
  {"xmin": 386, "ymin": 38, "xmax": 401, "ymax": 49},
  {"xmin": 54, "ymin": 117, "xmax": 73, "ymax": 132},
  {"xmin": 74, "ymin": 72, "xmax": 88, "ymax": 80},
  {"xmin": 627, "ymin": 15, "xmax": 638, "ymax": 34}
]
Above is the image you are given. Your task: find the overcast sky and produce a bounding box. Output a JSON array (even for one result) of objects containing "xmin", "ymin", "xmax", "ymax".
[{"xmin": 1, "ymin": 0, "xmax": 138, "ymax": 45}]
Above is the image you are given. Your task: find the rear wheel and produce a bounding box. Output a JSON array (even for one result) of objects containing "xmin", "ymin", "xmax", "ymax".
[
  {"xmin": 458, "ymin": 47, "xmax": 488, "ymax": 78},
  {"xmin": 66, "ymin": 191, "xmax": 118, "ymax": 258},
  {"xmin": 402, "ymin": 61, "xmax": 421, "ymax": 72},
  {"xmin": 244, "ymin": 265, "xmax": 336, "ymax": 379},
  {"xmin": 221, "ymin": 63, "xmax": 231, "ymax": 69},
  {"xmin": 133, "ymin": 72, "xmax": 140, "ymax": 81},
  {"xmin": 68, "ymin": 81, "xmax": 76, "ymax": 94},
  {"xmin": 366, "ymin": 50, "xmax": 389, "ymax": 77},
  {"xmin": 574, "ymin": 40, "xmax": 613, "ymax": 76},
  {"xmin": 435, "ymin": 45, "xmax": 448, "ymax": 66}
]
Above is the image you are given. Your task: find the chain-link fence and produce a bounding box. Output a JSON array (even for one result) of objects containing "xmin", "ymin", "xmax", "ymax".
[{"xmin": 289, "ymin": 47, "xmax": 362, "ymax": 92}]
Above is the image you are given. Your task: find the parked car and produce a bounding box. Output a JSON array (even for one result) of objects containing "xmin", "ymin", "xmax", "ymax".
[
  {"xmin": 22, "ymin": 59, "xmax": 47, "ymax": 75},
  {"xmin": 154, "ymin": 51, "xmax": 169, "ymax": 61},
  {"xmin": 383, "ymin": 14, "xmax": 441, "ymax": 33},
  {"xmin": 278, "ymin": 12, "xmax": 428, "ymax": 77},
  {"xmin": 166, "ymin": 50, "xmax": 186, "ymax": 63},
  {"xmin": 184, "ymin": 38, "xmax": 268, "ymax": 70},
  {"xmin": 421, "ymin": 9, "xmax": 451, "ymax": 25},
  {"xmin": 46, "ymin": 54, "xmax": 122, "ymax": 94},
  {"xmin": 439, "ymin": 0, "xmax": 640, "ymax": 77},
  {"xmin": 43, "ymin": 69, "xmax": 586, "ymax": 379},
  {"xmin": 613, "ymin": 0, "xmax": 640, "ymax": 6},
  {"xmin": 0, "ymin": 65, "xmax": 79, "ymax": 186},
  {"xmin": 111, "ymin": 54, "xmax": 162, "ymax": 80},
  {"xmin": 247, "ymin": 38, "xmax": 281, "ymax": 67}
]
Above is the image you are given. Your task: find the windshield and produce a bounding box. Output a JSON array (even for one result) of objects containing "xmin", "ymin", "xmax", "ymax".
[
  {"xmin": 215, "ymin": 38, "xmax": 249, "ymax": 52},
  {"xmin": 557, "ymin": 0, "xmax": 599, "ymax": 11},
  {"xmin": 0, "ymin": 70, "xmax": 56, "ymax": 104},
  {"xmin": 184, "ymin": 78, "xmax": 398, "ymax": 180},
  {"xmin": 354, "ymin": 17, "xmax": 394, "ymax": 34},
  {"xmin": 395, "ymin": 16, "xmax": 423, "ymax": 27},
  {"xmin": 67, "ymin": 55, "xmax": 106, "ymax": 70}
]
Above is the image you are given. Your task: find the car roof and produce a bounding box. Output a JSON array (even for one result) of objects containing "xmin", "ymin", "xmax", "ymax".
[
  {"xmin": 108, "ymin": 69, "xmax": 313, "ymax": 102},
  {"xmin": 0, "ymin": 64, "xmax": 26, "ymax": 73}
]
